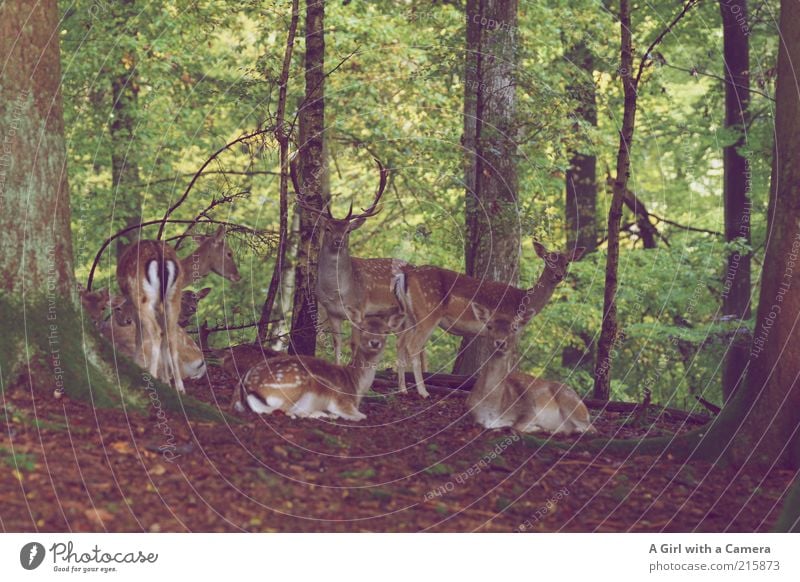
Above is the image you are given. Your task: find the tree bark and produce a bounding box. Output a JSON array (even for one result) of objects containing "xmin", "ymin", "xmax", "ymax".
[
  {"xmin": 453, "ymin": 0, "xmax": 520, "ymax": 376},
  {"xmin": 565, "ymin": 41, "xmax": 598, "ymax": 255},
  {"xmin": 109, "ymin": 0, "xmax": 142, "ymax": 256},
  {"xmin": 0, "ymin": 0, "xmax": 220, "ymax": 422},
  {"xmin": 289, "ymin": 0, "xmax": 329, "ymax": 356},
  {"xmin": 257, "ymin": 0, "xmax": 300, "ymax": 342},
  {"xmin": 719, "ymin": 0, "xmax": 752, "ymax": 402},
  {"xmin": 726, "ymin": 0, "xmax": 800, "ymax": 470}
]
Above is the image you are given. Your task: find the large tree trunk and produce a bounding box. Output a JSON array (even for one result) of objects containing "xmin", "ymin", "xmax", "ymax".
[
  {"xmin": 719, "ymin": 0, "xmax": 752, "ymax": 403},
  {"xmin": 453, "ymin": 0, "xmax": 520, "ymax": 376},
  {"xmin": 289, "ymin": 0, "xmax": 328, "ymax": 356},
  {"xmin": 0, "ymin": 0, "xmax": 218, "ymax": 421},
  {"xmin": 110, "ymin": 0, "xmax": 143, "ymax": 256},
  {"xmin": 726, "ymin": 0, "xmax": 800, "ymax": 469},
  {"xmin": 563, "ymin": 40, "xmax": 598, "ymax": 371}
]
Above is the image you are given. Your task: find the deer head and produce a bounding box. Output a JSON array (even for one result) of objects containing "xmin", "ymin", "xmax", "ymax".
[
  {"xmin": 179, "ymin": 287, "xmax": 211, "ymax": 327},
  {"xmin": 292, "ymin": 157, "xmax": 388, "ymax": 252},
  {"xmin": 533, "ymin": 241, "xmax": 586, "ymax": 284},
  {"xmin": 349, "ymin": 307, "xmax": 406, "ymax": 361},
  {"xmin": 191, "ymin": 226, "xmax": 242, "ymax": 282}
]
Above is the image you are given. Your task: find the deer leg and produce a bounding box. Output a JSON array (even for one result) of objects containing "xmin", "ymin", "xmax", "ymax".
[
  {"xmin": 329, "ymin": 316, "xmax": 344, "ymax": 364},
  {"xmin": 163, "ymin": 291, "xmax": 185, "ymax": 394},
  {"xmin": 395, "ymin": 332, "xmax": 410, "ymax": 393}
]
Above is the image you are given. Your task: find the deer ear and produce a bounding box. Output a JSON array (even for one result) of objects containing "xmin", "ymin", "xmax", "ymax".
[
  {"xmin": 386, "ymin": 310, "xmax": 406, "ymax": 332},
  {"xmin": 344, "ymin": 306, "xmax": 363, "ymax": 325},
  {"xmin": 109, "ymin": 294, "xmax": 126, "ymax": 309},
  {"xmin": 197, "ymin": 287, "xmax": 212, "ymax": 299},
  {"xmin": 571, "ymin": 246, "xmax": 587, "ymax": 262},
  {"xmin": 471, "ymin": 302, "xmax": 492, "ymax": 323},
  {"xmin": 533, "ymin": 241, "xmax": 547, "ymax": 258},
  {"xmin": 348, "ymin": 216, "xmax": 368, "ymax": 231},
  {"xmin": 214, "ymin": 225, "xmax": 226, "ymax": 240}
]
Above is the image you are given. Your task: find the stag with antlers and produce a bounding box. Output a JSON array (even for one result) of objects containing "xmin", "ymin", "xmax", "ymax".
[{"xmin": 291, "ymin": 157, "xmax": 409, "ymax": 365}]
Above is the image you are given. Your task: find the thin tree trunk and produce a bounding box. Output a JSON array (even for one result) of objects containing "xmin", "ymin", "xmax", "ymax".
[
  {"xmin": 593, "ymin": 0, "xmax": 698, "ymax": 400},
  {"xmin": 453, "ymin": 0, "xmax": 520, "ymax": 376},
  {"xmin": 289, "ymin": 0, "xmax": 328, "ymax": 356},
  {"xmin": 593, "ymin": 0, "xmax": 637, "ymax": 400},
  {"xmin": 719, "ymin": 0, "xmax": 752, "ymax": 402},
  {"xmin": 258, "ymin": 0, "xmax": 300, "ymax": 342},
  {"xmin": 0, "ymin": 0, "xmax": 218, "ymax": 420}
]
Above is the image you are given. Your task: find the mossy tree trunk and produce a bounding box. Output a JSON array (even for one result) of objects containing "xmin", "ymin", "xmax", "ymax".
[
  {"xmin": 453, "ymin": 0, "xmax": 520, "ymax": 376},
  {"xmin": 0, "ymin": 0, "xmax": 219, "ymax": 420}
]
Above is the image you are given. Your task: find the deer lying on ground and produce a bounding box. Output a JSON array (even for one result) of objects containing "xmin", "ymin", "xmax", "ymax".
[
  {"xmin": 291, "ymin": 158, "xmax": 411, "ymax": 365},
  {"xmin": 218, "ymin": 343, "xmax": 283, "ymax": 379},
  {"xmin": 467, "ymin": 334, "xmax": 595, "ymax": 434},
  {"xmin": 234, "ymin": 309, "xmax": 405, "ymax": 420},
  {"xmin": 394, "ymin": 242, "xmax": 585, "ymax": 398}
]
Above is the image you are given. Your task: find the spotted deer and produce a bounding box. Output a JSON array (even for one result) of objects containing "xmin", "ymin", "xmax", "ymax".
[
  {"xmin": 394, "ymin": 242, "xmax": 586, "ymax": 398},
  {"xmin": 234, "ymin": 309, "xmax": 405, "ymax": 420},
  {"xmin": 291, "ymin": 158, "xmax": 409, "ymax": 364},
  {"xmin": 467, "ymin": 334, "xmax": 595, "ymax": 434}
]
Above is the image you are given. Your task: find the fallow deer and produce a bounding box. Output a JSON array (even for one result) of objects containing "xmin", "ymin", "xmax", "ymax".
[
  {"xmin": 467, "ymin": 334, "xmax": 595, "ymax": 434},
  {"xmin": 291, "ymin": 158, "xmax": 409, "ymax": 364},
  {"xmin": 234, "ymin": 309, "xmax": 405, "ymax": 420},
  {"xmin": 394, "ymin": 242, "xmax": 586, "ymax": 398},
  {"xmin": 116, "ymin": 240, "xmax": 187, "ymax": 392},
  {"xmin": 80, "ymin": 288, "xmax": 206, "ymax": 380},
  {"xmin": 181, "ymin": 226, "xmax": 241, "ymax": 287},
  {"xmin": 179, "ymin": 287, "xmax": 211, "ymax": 327}
]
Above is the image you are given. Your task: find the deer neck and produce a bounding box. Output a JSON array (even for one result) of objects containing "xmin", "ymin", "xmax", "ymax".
[
  {"xmin": 318, "ymin": 239, "xmax": 356, "ymax": 300},
  {"xmin": 469, "ymin": 352, "xmax": 512, "ymax": 407},
  {"xmin": 180, "ymin": 248, "xmax": 211, "ymax": 286},
  {"xmin": 524, "ymin": 268, "xmax": 562, "ymax": 317},
  {"xmin": 345, "ymin": 351, "xmax": 381, "ymax": 405}
]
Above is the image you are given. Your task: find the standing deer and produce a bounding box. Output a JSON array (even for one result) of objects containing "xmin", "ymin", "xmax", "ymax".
[
  {"xmin": 116, "ymin": 240, "xmax": 188, "ymax": 392},
  {"xmin": 292, "ymin": 158, "xmax": 408, "ymax": 364},
  {"xmin": 394, "ymin": 242, "xmax": 585, "ymax": 398},
  {"xmin": 234, "ymin": 309, "xmax": 405, "ymax": 420},
  {"xmin": 467, "ymin": 334, "xmax": 595, "ymax": 434},
  {"xmin": 181, "ymin": 226, "xmax": 242, "ymax": 287}
]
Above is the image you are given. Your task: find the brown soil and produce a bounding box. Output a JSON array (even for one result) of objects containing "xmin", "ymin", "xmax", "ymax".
[{"xmin": 0, "ymin": 365, "xmax": 794, "ymax": 532}]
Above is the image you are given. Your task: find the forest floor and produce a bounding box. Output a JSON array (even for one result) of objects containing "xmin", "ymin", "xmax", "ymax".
[{"xmin": 0, "ymin": 363, "xmax": 795, "ymax": 533}]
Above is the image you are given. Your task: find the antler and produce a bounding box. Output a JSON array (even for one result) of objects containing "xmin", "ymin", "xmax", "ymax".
[
  {"xmin": 347, "ymin": 158, "xmax": 389, "ymax": 222},
  {"xmin": 290, "ymin": 154, "xmax": 332, "ymax": 219},
  {"xmin": 291, "ymin": 156, "xmax": 388, "ymax": 222}
]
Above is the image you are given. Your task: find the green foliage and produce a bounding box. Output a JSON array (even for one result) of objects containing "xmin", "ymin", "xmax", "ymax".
[{"xmin": 58, "ymin": 0, "xmax": 778, "ymax": 407}]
